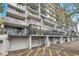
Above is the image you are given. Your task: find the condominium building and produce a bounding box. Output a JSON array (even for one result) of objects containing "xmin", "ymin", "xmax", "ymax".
[{"xmin": 0, "ymin": 3, "xmax": 78, "ymax": 52}]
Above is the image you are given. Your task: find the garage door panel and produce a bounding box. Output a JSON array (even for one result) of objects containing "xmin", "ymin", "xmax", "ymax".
[{"xmin": 10, "ymin": 37, "xmax": 29, "ymax": 51}]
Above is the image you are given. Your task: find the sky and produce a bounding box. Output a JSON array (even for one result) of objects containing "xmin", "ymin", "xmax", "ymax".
[
  {"xmin": 0, "ymin": 3, "xmax": 8, "ymax": 17},
  {"xmin": 59, "ymin": 3, "xmax": 79, "ymax": 32}
]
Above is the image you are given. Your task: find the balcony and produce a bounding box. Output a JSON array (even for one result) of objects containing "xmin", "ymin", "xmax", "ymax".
[
  {"xmin": 43, "ymin": 20, "xmax": 55, "ymax": 28},
  {"xmin": 57, "ymin": 28, "xmax": 65, "ymax": 32},
  {"xmin": 56, "ymin": 26, "xmax": 65, "ymax": 32},
  {"xmin": 7, "ymin": 7, "xmax": 25, "ymax": 19},
  {"xmin": 27, "ymin": 3, "xmax": 39, "ymax": 10},
  {"xmin": 27, "ymin": 24, "xmax": 44, "ymax": 35},
  {"xmin": 27, "ymin": 19, "xmax": 41, "ymax": 26},
  {"xmin": 27, "ymin": 6, "xmax": 39, "ymax": 14},
  {"xmin": 5, "ymin": 28, "xmax": 25, "ymax": 36},
  {"xmin": 4, "ymin": 17, "xmax": 26, "ymax": 27},
  {"xmin": 27, "ymin": 24, "xmax": 59, "ymax": 35},
  {"xmin": 41, "ymin": 13, "xmax": 56, "ymax": 21},
  {"xmin": 8, "ymin": 3, "xmax": 26, "ymax": 12},
  {"xmin": 26, "ymin": 11, "xmax": 41, "ymax": 21},
  {"xmin": 43, "ymin": 18, "xmax": 55, "ymax": 25}
]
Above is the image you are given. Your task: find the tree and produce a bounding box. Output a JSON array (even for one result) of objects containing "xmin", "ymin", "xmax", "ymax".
[{"xmin": 0, "ymin": 4, "xmax": 4, "ymax": 13}]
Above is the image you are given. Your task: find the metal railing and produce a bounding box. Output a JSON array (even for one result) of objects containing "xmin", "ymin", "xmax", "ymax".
[
  {"xmin": 9, "ymin": 3, "xmax": 26, "ymax": 11},
  {"xmin": 8, "ymin": 7, "xmax": 25, "ymax": 17}
]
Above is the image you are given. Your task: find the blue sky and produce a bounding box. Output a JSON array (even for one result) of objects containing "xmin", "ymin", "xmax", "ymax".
[
  {"xmin": 59, "ymin": 3, "xmax": 79, "ymax": 32},
  {"xmin": 0, "ymin": 3, "xmax": 8, "ymax": 17}
]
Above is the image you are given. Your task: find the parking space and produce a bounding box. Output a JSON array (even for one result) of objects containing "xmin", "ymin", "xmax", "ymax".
[{"xmin": 7, "ymin": 47, "xmax": 79, "ymax": 56}]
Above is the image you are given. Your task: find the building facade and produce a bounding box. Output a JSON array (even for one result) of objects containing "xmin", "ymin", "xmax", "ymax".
[{"xmin": 0, "ymin": 3, "xmax": 79, "ymax": 52}]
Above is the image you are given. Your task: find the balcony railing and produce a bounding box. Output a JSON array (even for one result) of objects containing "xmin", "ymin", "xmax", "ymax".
[
  {"xmin": 8, "ymin": 7, "xmax": 25, "ymax": 17},
  {"xmin": 43, "ymin": 19, "xmax": 55, "ymax": 25},
  {"xmin": 9, "ymin": 3, "xmax": 26, "ymax": 11},
  {"xmin": 27, "ymin": 3, "xmax": 39, "ymax": 10},
  {"xmin": 5, "ymin": 17, "xmax": 26, "ymax": 26},
  {"xmin": 27, "ymin": 6, "xmax": 39, "ymax": 14},
  {"xmin": 27, "ymin": 11, "xmax": 40, "ymax": 19},
  {"xmin": 5, "ymin": 28, "xmax": 25, "ymax": 36},
  {"xmin": 27, "ymin": 24, "xmax": 44, "ymax": 35},
  {"xmin": 27, "ymin": 20, "xmax": 41, "ymax": 26},
  {"xmin": 5, "ymin": 28, "xmax": 17, "ymax": 35},
  {"xmin": 27, "ymin": 24, "xmax": 61, "ymax": 35}
]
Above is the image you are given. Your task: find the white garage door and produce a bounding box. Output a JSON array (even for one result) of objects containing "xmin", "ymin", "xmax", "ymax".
[{"xmin": 10, "ymin": 37, "xmax": 29, "ymax": 51}]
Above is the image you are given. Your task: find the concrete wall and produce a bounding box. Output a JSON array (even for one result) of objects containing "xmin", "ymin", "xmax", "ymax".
[
  {"xmin": 0, "ymin": 35, "xmax": 8, "ymax": 52},
  {"xmin": 0, "ymin": 35, "xmax": 78, "ymax": 51},
  {"xmin": 0, "ymin": 40, "xmax": 3, "ymax": 50},
  {"xmin": 9, "ymin": 37, "xmax": 29, "ymax": 51}
]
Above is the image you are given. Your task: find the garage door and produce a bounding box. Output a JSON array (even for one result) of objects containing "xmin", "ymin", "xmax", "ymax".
[
  {"xmin": 10, "ymin": 37, "xmax": 29, "ymax": 51},
  {"xmin": 32, "ymin": 39, "xmax": 42, "ymax": 47}
]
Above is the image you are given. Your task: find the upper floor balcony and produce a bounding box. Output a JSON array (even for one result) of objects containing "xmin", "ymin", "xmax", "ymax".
[
  {"xmin": 27, "ymin": 3, "xmax": 39, "ymax": 11},
  {"xmin": 7, "ymin": 7, "xmax": 25, "ymax": 20},
  {"xmin": 27, "ymin": 6, "xmax": 39, "ymax": 14},
  {"xmin": 4, "ymin": 27, "xmax": 26, "ymax": 36},
  {"xmin": 26, "ymin": 11, "xmax": 41, "ymax": 21},
  {"xmin": 8, "ymin": 3, "xmax": 26, "ymax": 12},
  {"xmin": 4, "ymin": 17, "xmax": 26, "ymax": 27},
  {"xmin": 27, "ymin": 19, "xmax": 41, "ymax": 26},
  {"xmin": 43, "ymin": 18, "xmax": 55, "ymax": 25},
  {"xmin": 27, "ymin": 24, "xmax": 59, "ymax": 35}
]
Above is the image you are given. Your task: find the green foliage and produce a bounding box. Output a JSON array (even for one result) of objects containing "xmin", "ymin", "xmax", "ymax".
[{"xmin": 0, "ymin": 4, "xmax": 4, "ymax": 13}]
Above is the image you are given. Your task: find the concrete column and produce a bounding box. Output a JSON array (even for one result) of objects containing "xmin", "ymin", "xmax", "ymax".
[
  {"xmin": 72, "ymin": 37, "xmax": 74, "ymax": 41},
  {"xmin": 0, "ymin": 35, "xmax": 9, "ymax": 55},
  {"xmin": 60, "ymin": 36, "xmax": 63, "ymax": 44},
  {"xmin": 53, "ymin": 37, "xmax": 56, "ymax": 44},
  {"xmin": 24, "ymin": 28, "xmax": 27, "ymax": 35},
  {"xmin": 45, "ymin": 36, "xmax": 50, "ymax": 47},
  {"xmin": 29, "ymin": 36, "xmax": 32, "ymax": 49},
  {"xmin": 74, "ymin": 37, "xmax": 77, "ymax": 40},
  {"xmin": 67, "ymin": 37, "xmax": 70, "ymax": 42},
  {"xmin": 2, "ymin": 39, "xmax": 10, "ymax": 52}
]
